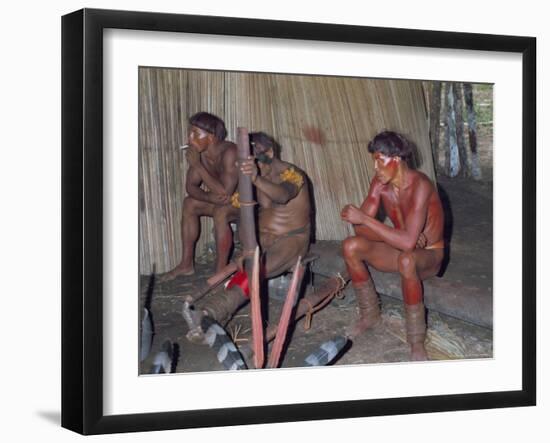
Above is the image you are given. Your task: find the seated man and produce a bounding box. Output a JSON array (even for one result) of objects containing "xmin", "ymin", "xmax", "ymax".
[
  {"xmin": 196, "ymin": 131, "xmax": 312, "ymax": 324},
  {"xmin": 163, "ymin": 112, "xmax": 239, "ymax": 280},
  {"xmin": 340, "ymin": 131, "xmax": 445, "ymax": 361}
]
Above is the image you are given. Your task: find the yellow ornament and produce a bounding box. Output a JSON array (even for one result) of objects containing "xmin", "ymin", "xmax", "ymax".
[
  {"xmin": 230, "ymin": 192, "xmax": 240, "ymax": 209},
  {"xmin": 280, "ymin": 167, "xmax": 304, "ymax": 188}
]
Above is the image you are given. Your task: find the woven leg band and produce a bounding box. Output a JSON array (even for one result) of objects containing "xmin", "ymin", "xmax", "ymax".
[{"xmin": 405, "ymin": 302, "xmax": 426, "ymax": 345}]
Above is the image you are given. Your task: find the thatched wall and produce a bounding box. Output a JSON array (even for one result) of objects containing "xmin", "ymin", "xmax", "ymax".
[{"xmin": 139, "ymin": 68, "xmax": 434, "ymax": 274}]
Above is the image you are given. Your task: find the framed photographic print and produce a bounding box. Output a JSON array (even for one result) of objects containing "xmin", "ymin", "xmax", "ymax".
[{"xmin": 62, "ymin": 8, "xmax": 536, "ymax": 435}]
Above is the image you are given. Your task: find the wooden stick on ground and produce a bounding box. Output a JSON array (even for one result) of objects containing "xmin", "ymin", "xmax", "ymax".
[
  {"xmin": 240, "ymin": 271, "xmax": 349, "ymax": 363},
  {"xmin": 185, "ymin": 262, "xmax": 238, "ymax": 304}
]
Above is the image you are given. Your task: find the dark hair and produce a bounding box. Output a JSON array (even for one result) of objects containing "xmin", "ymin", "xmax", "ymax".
[
  {"xmin": 249, "ymin": 131, "xmax": 281, "ymax": 158},
  {"xmin": 367, "ymin": 131, "xmax": 412, "ymax": 158},
  {"xmin": 188, "ymin": 112, "xmax": 227, "ymax": 141}
]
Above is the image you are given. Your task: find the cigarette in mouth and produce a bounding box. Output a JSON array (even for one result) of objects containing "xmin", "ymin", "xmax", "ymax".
[{"xmin": 179, "ymin": 144, "xmax": 190, "ymax": 150}]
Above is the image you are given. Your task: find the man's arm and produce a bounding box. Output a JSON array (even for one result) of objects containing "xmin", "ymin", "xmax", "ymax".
[
  {"xmin": 253, "ymin": 172, "xmax": 301, "ymax": 205},
  {"xmin": 256, "ymin": 188, "xmax": 272, "ymax": 209},
  {"xmin": 185, "ymin": 167, "xmax": 213, "ymax": 203},
  {"xmin": 358, "ymin": 180, "xmax": 431, "ymax": 251},
  {"xmin": 218, "ymin": 146, "xmax": 239, "ymax": 196},
  {"xmin": 359, "ymin": 177, "xmax": 383, "ymax": 217},
  {"xmin": 342, "ymin": 178, "xmax": 385, "ymax": 241},
  {"xmin": 239, "ymin": 158, "xmax": 303, "ymax": 205},
  {"xmin": 191, "ymin": 144, "xmax": 238, "ymax": 197}
]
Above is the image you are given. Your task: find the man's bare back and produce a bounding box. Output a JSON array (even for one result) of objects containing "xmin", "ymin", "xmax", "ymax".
[{"xmin": 257, "ymin": 160, "xmax": 311, "ymax": 237}]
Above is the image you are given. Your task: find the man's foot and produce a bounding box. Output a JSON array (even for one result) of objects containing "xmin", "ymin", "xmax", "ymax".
[
  {"xmin": 346, "ymin": 280, "xmax": 382, "ymax": 339},
  {"xmin": 410, "ymin": 342, "xmax": 428, "ymax": 361},
  {"xmin": 347, "ymin": 315, "xmax": 383, "ymax": 339},
  {"xmin": 404, "ymin": 302, "xmax": 428, "ymax": 361},
  {"xmin": 160, "ymin": 264, "xmax": 195, "ymax": 282}
]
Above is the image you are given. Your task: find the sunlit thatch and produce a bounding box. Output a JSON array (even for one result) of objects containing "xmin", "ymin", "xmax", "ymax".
[{"xmin": 139, "ymin": 68, "xmax": 434, "ymax": 274}]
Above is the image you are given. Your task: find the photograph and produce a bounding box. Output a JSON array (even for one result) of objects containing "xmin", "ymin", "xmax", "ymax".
[
  {"xmin": 59, "ymin": 6, "xmax": 536, "ymax": 434},
  {"xmin": 2, "ymin": 0, "xmax": 547, "ymax": 441},
  {"xmin": 137, "ymin": 67, "xmax": 494, "ymax": 374}
]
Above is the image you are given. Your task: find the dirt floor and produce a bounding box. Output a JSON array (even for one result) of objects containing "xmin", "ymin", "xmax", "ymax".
[{"xmin": 139, "ymin": 174, "xmax": 493, "ymax": 374}]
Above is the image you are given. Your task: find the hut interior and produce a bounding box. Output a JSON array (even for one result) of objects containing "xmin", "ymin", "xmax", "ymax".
[{"xmin": 139, "ymin": 67, "xmax": 435, "ymax": 275}]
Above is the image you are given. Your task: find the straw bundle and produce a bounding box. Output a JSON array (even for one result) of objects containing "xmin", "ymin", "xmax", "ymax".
[
  {"xmin": 139, "ymin": 68, "xmax": 434, "ymax": 274},
  {"xmin": 383, "ymin": 307, "xmax": 492, "ymax": 360}
]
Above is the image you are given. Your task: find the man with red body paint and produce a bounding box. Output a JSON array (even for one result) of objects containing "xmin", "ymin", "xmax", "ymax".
[
  {"xmin": 163, "ymin": 112, "xmax": 239, "ymax": 280},
  {"xmin": 341, "ymin": 131, "xmax": 445, "ymax": 361}
]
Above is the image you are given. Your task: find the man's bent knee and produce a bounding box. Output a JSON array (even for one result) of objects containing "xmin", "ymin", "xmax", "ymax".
[
  {"xmin": 342, "ymin": 237, "xmax": 358, "ymax": 259},
  {"xmin": 182, "ymin": 196, "xmax": 201, "ymax": 214},
  {"xmin": 212, "ymin": 205, "xmax": 232, "ymax": 224},
  {"xmin": 342, "ymin": 236, "xmax": 370, "ymax": 260},
  {"xmin": 398, "ymin": 251, "xmax": 417, "ymax": 278}
]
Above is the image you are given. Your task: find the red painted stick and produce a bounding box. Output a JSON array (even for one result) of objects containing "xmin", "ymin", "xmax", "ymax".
[
  {"xmin": 268, "ymin": 256, "xmax": 304, "ymax": 368},
  {"xmin": 250, "ymin": 246, "xmax": 264, "ymax": 368}
]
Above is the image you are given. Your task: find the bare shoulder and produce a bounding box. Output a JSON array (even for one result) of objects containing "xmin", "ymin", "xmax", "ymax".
[
  {"xmin": 410, "ymin": 170, "xmax": 437, "ymax": 198},
  {"xmin": 221, "ymin": 141, "xmax": 237, "ymax": 156},
  {"xmin": 279, "ymin": 160, "xmax": 305, "ymax": 176},
  {"xmin": 220, "ymin": 141, "xmax": 238, "ymax": 164},
  {"xmin": 411, "ymin": 169, "xmax": 435, "ymax": 187},
  {"xmin": 278, "ymin": 161, "xmax": 306, "ymax": 191}
]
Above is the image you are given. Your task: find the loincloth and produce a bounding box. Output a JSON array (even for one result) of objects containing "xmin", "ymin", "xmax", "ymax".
[
  {"xmin": 259, "ymin": 224, "xmax": 311, "ymax": 278},
  {"xmin": 259, "ymin": 224, "xmax": 310, "ymax": 250},
  {"xmin": 425, "ymin": 239, "xmax": 445, "ymax": 250},
  {"xmin": 225, "ymin": 224, "xmax": 311, "ymax": 296}
]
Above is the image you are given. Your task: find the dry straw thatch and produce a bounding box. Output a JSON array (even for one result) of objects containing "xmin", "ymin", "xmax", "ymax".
[{"xmin": 139, "ymin": 68, "xmax": 434, "ymax": 274}]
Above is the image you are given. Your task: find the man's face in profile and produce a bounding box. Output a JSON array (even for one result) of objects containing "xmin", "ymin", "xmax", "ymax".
[
  {"xmin": 373, "ymin": 152, "xmax": 399, "ymax": 184},
  {"xmin": 188, "ymin": 125, "xmax": 212, "ymax": 152}
]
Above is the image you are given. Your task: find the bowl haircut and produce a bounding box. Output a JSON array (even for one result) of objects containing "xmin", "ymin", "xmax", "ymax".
[
  {"xmin": 188, "ymin": 112, "xmax": 228, "ymax": 141},
  {"xmin": 249, "ymin": 131, "xmax": 282, "ymax": 158},
  {"xmin": 367, "ymin": 130, "xmax": 412, "ymax": 159}
]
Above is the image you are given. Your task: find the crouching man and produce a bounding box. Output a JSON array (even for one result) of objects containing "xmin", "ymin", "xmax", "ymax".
[
  {"xmin": 193, "ymin": 131, "xmax": 312, "ymax": 327},
  {"xmin": 341, "ymin": 131, "xmax": 445, "ymax": 361},
  {"xmin": 163, "ymin": 112, "xmax": 239, "ymax": 280}
]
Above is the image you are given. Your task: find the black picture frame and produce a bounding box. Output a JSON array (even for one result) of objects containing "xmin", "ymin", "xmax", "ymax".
[{"xmin": 61, "ymin": 8, "xmax": 536, "ymax": 435}]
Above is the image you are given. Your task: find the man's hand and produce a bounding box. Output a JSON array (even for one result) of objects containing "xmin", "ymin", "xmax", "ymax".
[
  {"xmin": 185, "ymin": 147, "xmax": 201, "ymax": 168},
  {"xmin": 238, "ymin": 156, "xmax": 259, "ymax": 184},
  {"xmin": 234, "ymin": 255, "xmax": 245, "ymax": 272},
  {"xmin": 233, "ymin": 249, "xmax": 256, "ymax": 272},
  {"xmin": 341, "ymin": 204, "xmax": 367, "ymax": 225},
  {"xmin": 207, "ymin": 193, "xmax": 230, "ymax": 205},
  {"xmin": 416, "ymin": 232, "xmax": 428, "ymax": 249}
]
